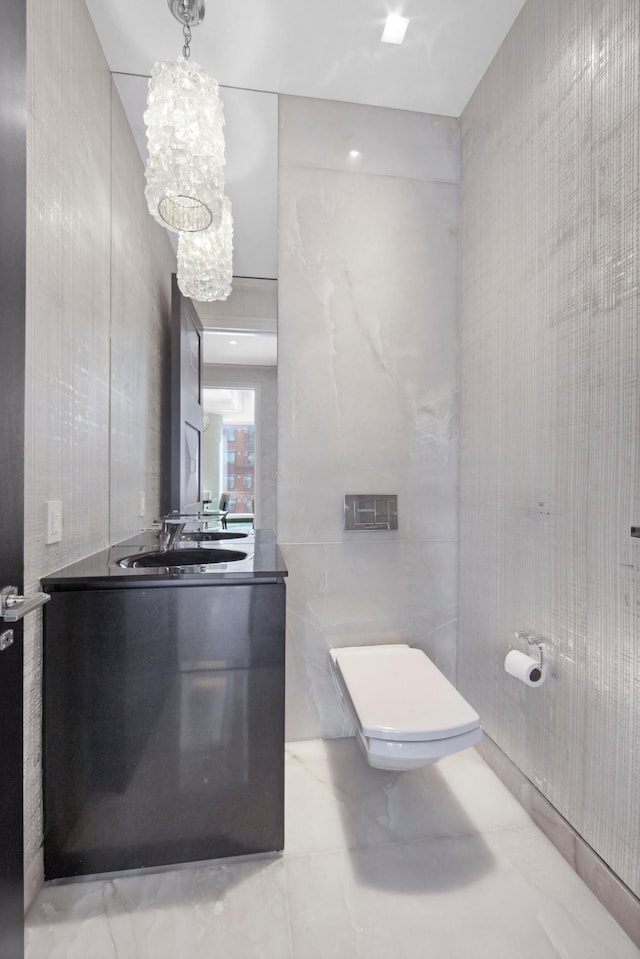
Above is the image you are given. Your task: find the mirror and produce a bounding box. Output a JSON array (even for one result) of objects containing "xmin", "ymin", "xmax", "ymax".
[
  {"xmin": 202, "ymin": 388, "xmax": 256, "ymax": 526},
  {"xmin": 109, "ymin": 76, "xmax": 279, "ymax": 535},
  {"xmin": 112, "ymin": 77, "xmax": 279, "ymax": 279},
  {"xmin": 198, "ymin": 277, "xmax": 277, "ymax": 531}
]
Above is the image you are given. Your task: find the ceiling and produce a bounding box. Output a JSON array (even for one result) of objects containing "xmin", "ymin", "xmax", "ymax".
[
  {"xmin": 86, "ymin": 0, "xmax": 526, "ymax": 118},
  {"xmin": 203, "ymin": 331, "xmax": 277, "ymax": 366},
  {"xmin": 86, "ymin": 0, "xmax": 527, "ymax": 364},
  {"xmin": 199, "ymin": 276, "xmax": 277, "ymax": 364}
]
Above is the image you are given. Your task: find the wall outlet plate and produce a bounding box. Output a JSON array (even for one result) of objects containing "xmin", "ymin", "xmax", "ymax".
[{"xmin": 45, "ymin": 499, "xmax": 63, "ymax": 544}]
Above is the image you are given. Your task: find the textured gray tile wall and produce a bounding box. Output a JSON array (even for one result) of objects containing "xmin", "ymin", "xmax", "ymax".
[
  {"xmin": 459, "ymin": 0, "xmax": 640, "ymax": 896},
  {"xmin": 24, "ymin": 0, "xmax": 174, "ymax": 871}
]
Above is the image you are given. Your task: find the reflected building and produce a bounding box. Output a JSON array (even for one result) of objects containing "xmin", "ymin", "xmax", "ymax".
[{"xmin": 223, "ymin": 424, "xmax": 255, "ymax": 514}]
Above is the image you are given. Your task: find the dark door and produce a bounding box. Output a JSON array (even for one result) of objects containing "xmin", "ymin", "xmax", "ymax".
[
  {"xmin": 170, "ymin": 275, "xmax": 204, "ymax": 514},
  {"xmin": 0, "ymin": 1, "xmax": 26, "ymax": 956}
]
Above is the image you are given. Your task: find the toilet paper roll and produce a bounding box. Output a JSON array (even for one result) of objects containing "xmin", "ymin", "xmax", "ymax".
[{"xmin": 504, "ymin": 649, "xmax": 547, "ymax": 687}]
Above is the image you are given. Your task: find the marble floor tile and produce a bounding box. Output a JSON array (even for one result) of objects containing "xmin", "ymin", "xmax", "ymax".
[
  {"xmin": 284, "ymin": 828, "xmax": 639, "ymax": 959},
  {"xmin": 25, "ymin": 740, "xmax": 639, "ymax": 959},
  {"xmin": 285, "ymin": 738, "xmax": 532, "ymax": 856},
  {"xmin": 25, "ymin": 858, "xmax": 292, "ymax": 959}
]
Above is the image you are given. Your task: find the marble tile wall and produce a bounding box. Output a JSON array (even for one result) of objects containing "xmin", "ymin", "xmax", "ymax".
[
  {"xmin": 278, "ymin": 96, "xmax": 459, "ymax": 740},
  {"xmin": 459, "ymin": 0, "xmax": 640, "ymax": 898},
  {"xmin": 24, "ymin": 0, "xmax": 174, "ymax": 878}
]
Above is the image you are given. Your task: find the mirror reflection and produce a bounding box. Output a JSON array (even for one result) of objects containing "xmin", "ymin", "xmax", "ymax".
[
  {"xmin": 196, "ymin": 276, "xmax": 278, "ymax": 532},
  {"xmin": 108, "ymin": 74, "xmax": 279, "ymax": 539},
  {"xmin": 203, "ymin": 388, "xmax": 256, "ymax": 527}
]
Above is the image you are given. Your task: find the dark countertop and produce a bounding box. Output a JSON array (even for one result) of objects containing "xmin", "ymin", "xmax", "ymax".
[{"xmin": 41, "ymin": 528, "xmax": 288, "ymax": 590}]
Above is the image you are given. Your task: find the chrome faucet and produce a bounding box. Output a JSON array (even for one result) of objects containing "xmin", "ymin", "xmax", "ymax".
[
  {"xmin": 160, "ymin": 521, "xmax": 185, "ymax": 551},
  {"xmin": 158, "ymin": 513, "xmax": 194, "ymax": 551}
]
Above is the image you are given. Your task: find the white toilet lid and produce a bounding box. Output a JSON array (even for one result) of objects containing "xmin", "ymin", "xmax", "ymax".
[{"xmin": 331, "ymin": 644, "xmax": 480, "ymax": 742}]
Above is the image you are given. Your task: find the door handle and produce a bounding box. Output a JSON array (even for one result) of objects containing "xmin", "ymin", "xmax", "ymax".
[{"xmin": 1, "ymin": 585, "xmax": 51, "ymax": 622}]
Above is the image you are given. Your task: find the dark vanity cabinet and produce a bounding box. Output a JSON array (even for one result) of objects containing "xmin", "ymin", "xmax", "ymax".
[{"xmin": 43, "ymin": 579, "xmax": 285, "ymax": 879}]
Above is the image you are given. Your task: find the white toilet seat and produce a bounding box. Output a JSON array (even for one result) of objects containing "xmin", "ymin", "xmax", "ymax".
[{"xmin": 330, "ymin": 644, "xmax": 482, "ymax": 771}]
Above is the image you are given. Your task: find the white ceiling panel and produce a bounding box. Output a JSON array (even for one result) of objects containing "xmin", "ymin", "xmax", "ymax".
[
  {"xmin": 203, "ymin": 330, "xmax": 277, "ymax": 367},
  {"xmin": 88, "ymin": 0, "xmax": 526, "ymax": 118}
]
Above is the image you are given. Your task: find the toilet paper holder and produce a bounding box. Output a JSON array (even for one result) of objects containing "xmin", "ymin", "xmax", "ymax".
[{"xmin": 514, "ymin": 630, "xmax": 547, "ymax": 671}]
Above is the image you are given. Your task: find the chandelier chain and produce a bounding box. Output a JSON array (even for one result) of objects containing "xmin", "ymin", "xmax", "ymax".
[{"xmin": 182, "ymin": 13, "xmax": 192, "ymax": 59}]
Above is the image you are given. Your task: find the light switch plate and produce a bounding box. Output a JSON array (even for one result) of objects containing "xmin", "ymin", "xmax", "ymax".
[{"xmin": 45, "ymin": 499, "xmax": 63, "ymax": 544}]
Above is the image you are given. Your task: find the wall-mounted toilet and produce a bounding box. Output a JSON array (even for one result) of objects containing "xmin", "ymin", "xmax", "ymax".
[{"xmin": 330, "ymin": 644, "xmax": 482, "ymax": 771}]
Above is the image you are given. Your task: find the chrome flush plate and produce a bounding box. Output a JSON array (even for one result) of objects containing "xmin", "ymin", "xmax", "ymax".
[{"xmin": 344, "ymin": 494, "xmax": 398, "ymax": 531}]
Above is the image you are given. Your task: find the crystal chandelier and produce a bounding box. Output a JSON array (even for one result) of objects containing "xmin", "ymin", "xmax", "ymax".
[
  {"xmin": 144, "ymin": 0, "xmax": 227, "ymax": 235},
  {"xmin": 177, "ymin": 196, "xmax": 233, "ymax": 301}
]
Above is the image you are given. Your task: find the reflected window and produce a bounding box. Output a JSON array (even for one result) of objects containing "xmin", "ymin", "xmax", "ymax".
[{"xmin": 202, "ymin": 390, "xmax": 256, "ymax": 517}]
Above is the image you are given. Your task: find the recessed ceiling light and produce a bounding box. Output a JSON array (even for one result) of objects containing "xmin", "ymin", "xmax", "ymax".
[
  {"xmin": 229, "ymin": 339, "xmax": 237, "ymax": 345},
  {"xmin": 382, "ymin": 14, "xmax": 409, "ymax": 44},
  {"xmin": 349, "ymin": 150, "xmax": 361, "ymax": 159}
]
